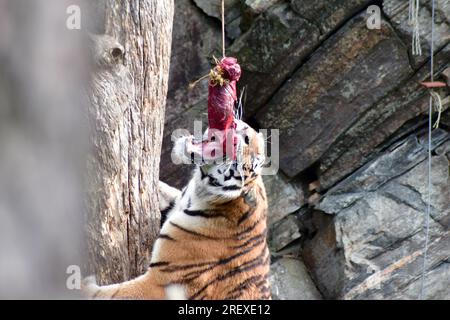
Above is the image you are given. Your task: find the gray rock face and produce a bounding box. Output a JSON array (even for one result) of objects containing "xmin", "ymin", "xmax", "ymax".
[
  {"xmin": 193, "ymin": 0, "xmax": 241, "ymax": 22},
  {"xmin": 229, "ymin": 3, "xmax": 320, "ymax": 116},
  {"xmin": 270, "ymin": 258, "xmax": 322, "ymax": 300},
  {"xmin": 290, "ymin": 0, "xmax": 371, "ymax": 35},
  {"xmin": 256, "ymin": 14, "xmax": 412, "ymax": 177},
  {"xmin": 263, "ymin": 173, "xmax": 304, "ymax": 225},
  {"xmin": 245, "ymin": 0, "xmax": 281, "ymax": 14},
  {"xmin": 388, "ymin": 259, "xmax": 450, "ymax": 300},
  {"xmin": 304, "ymin": 129, "xmax": 450, "ymax": 299},
  {"xmin": 443, "ymin": 110, "xmax": 450, "ymax": 129},
  {"xmin": 231, "ymin": 1, "xmax": 378, "ymax": 117},
  {"xmin": 269, "ymin": 214, "xmax": 301, "ymax": 252},
  {"xmin": 318, "ymin": 45, "xmax": 450, "ymax": 191},
  {"xmin": 193, "ymin": 0, "xmax": 243, "ymax": 39}
]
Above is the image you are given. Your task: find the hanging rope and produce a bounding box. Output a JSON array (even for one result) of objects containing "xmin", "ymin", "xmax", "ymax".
[
  {"xmin": 221, "ymin": 0, "xmax": 226, "ymax": 58},
  {"xmin": 419, "ymin": 0, "xmax": 436, "ymax": 301},
  {"xmin": 409, "ymin": 0, "xmax": 423, "ymax": 55},
  {"xmin": 189, "ymin": 0, "xmax": 227, "ymax": 90}
]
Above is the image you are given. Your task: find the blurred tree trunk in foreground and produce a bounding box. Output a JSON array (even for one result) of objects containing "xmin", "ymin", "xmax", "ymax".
[
  {"xmin": 0, "ymin": 0, "xmax": 87, "ymax": 298},
  {"xmin": 85, "ymin": 0, "xmax": 174, "ymax": 285}
]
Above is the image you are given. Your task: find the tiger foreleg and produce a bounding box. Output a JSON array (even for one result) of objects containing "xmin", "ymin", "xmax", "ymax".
[{"xmin": 81, "ymin": 274, "xmax": 165, "ymax": 300}]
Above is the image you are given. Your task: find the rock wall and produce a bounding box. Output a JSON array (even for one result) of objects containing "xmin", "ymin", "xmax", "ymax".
[{"xmin": 161, "ymin": 0, "xmax": 450, "ymax": 299}]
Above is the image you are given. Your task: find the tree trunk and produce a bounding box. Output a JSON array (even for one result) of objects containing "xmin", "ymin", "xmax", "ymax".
[{"xmin": 86, "ymin": 0, "xmax": 174, "ymax": 285}]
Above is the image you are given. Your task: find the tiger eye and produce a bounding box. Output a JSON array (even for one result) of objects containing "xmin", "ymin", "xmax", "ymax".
[{"xmin": 244, "ymin": 135, "xmax": 249, "ymax": 144}]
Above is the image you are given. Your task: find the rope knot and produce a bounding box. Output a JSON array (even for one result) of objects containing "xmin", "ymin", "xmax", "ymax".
[{"xmin": 209, "ymin": 57, "xmax": 241, "ymax": 87}]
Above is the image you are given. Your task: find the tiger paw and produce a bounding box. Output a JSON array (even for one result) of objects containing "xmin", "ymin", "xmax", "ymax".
[{"xmin": 81, "ymin": 275, "xmax": 100, "ymax": 299}]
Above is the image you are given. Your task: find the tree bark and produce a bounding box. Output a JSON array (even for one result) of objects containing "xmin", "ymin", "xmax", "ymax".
[{"xmin": 86, "ymin": 0, "xmax": 174, "ymax": 285}]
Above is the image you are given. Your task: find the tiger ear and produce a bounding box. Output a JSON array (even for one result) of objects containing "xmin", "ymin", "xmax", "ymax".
[{"xmin": 171, "ymin": 135, "xmax": 194, "ymax": 165}]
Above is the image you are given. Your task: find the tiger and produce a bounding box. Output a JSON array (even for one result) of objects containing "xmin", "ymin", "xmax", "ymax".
[{"xmin": 82, "ymin": 119, "xmax": 270, "ymax": 300}]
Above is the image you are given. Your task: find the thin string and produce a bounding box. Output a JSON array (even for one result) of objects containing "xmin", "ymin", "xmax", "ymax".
[
  {"xmin": 221, "ymin": 0, "xmax": 226, "ymax": 58},
  {"xmin": 409, "ymin": 0, "xmax": 422, "ymax": 55},
  {"xmin": 189, "ymin": 1, "xmax": 226, "ymax": 90},
  {"xmin": 419, "ymin": 0, "xmax": 435, "ymax": 301}
]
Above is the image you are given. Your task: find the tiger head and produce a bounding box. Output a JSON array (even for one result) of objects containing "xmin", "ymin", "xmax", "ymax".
[{"xmin": 173, "ymin": 119, "xmax": 266, "ymax": 197}]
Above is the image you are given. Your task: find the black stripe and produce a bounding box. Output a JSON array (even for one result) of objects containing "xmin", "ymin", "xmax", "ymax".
[
  {"xmin": 225, "ymin": 292, "xmax": 242, "ymax": 300},
  {"xmin": 208, "ymin": 175, "xmax": 223, "ymax": 187},
  {"xmin": 157, "ymin": 234, "xmax": 175, "ymax": 241},
  {"xmin": 169, "ymin": 221, "xmax": 219, "ymax": 240},
  {"xmin": 224, "ymin": 169, "xmax": 234, "ymax": 181},
  {"xmin": 160, "ymin": 200, "xmax": 175, "ymax": 226},
  {"xmin": 260, "ymin": 286, "xmax": 271, "ymax": 293},
  {"xmin": 243, "ymin": 178, "xmax": 257, "ymax": 187},
  {"xmin": 181, "ymin": 238, "xmax": 266, "ymax": 282},
  {"xmin": 200, "ymin": 168, "xmax": 208, "ymax": 180},
  {"xmin": 161, "ymin": 261, "xmax": 215, "ymax": 273},
  {"xmin": 183, "ymin": 209, "xmax": 223, "ymax": 219},
  {"xmin": 255, "ymin": 273, "xmax": 270, "ymax": 289},
  {"xmin": 231, "ymin": 231, "xmax": 266, "ymax": 249},
  {"xmin": 255, "ymin": 280, "xmax": 269, "ymax": 290},
  {"xmin": 189, "ymin": 245, "xmax": 268, "ymax": 299},
  {"xmin": 187, "ymin": 197, "xmax": 193, "ymax": 209},
  {"xmin": 226, "ymin": 275, "xmax": 263, "ymax": 297},
  {"xmin": 180, "ymin": 238, "xmax": 266, "ymax": 283},
  {"xmin": 237, "ymin": 208, "xmax": 254, "ymax": 225},
  {"xmin": 149, "ymin": 261, "xmax": 170, "ymax": 268},
  {"xmin": 218, "ymin": 238, "xmax": 265, "ymax": 265},
  {"xmin": 222, "ymin": 185, "xmax": 241, "ymax": 191},
  {"xmin": 181, "ymin": 266, "xmax": 216, "ymax": 280},
  {"xmin": 235, "ymin": 216, "xmax": 263, "ymax": 239},
  {"xmin": 189, "ymin": 255, "xmax": 266, "ymax": 299},
  {"xmin": 257, "ymin": 186, "xmax": 266, "ymax": 201},
  {"xmin": 183, "ymin": 209, "xmax": 207, "ymax": 216},
  {"xmin": 230, "ymin": 275, "xmax": 263, "ymax": 294}
]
